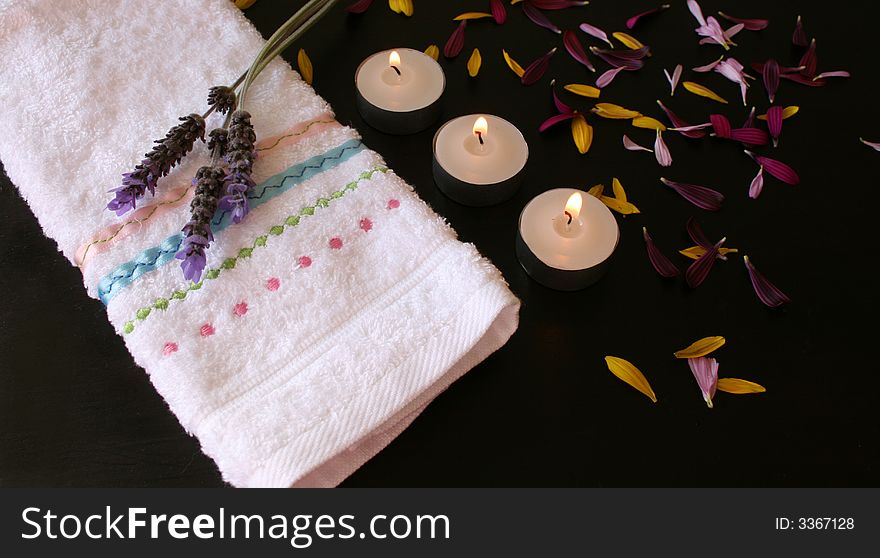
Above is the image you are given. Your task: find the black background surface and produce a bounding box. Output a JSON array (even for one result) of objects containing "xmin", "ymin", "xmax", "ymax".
[{"xmin": 1, "ymin": 0, "xmax": 877, "ymax": 487}]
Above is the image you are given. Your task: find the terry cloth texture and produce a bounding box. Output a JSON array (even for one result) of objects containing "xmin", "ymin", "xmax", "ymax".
[{"xmin": 0, "ymin": 0, "xmax": 520, "ymax": 487}]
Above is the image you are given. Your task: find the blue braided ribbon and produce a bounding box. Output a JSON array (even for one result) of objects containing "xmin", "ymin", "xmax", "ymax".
[{"xmin": 97, "ymin": 139, "xmax": 365, "ymax": 305}]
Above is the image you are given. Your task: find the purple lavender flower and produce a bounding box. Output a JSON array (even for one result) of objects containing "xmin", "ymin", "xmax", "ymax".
[
  {"xmin": 207, "ymin": 86, "xmax": 236, "ymax": 115},
  {"xmin": 219, "ymin": 110, "xmax": 257, "ymax": 224},
  {"xmin": 176, "ymin": 165, "xmax": 225, "ymax": 283},
  {"xmin": 107, "ymin": 113, "xmax": 205, "ymax": 215}
]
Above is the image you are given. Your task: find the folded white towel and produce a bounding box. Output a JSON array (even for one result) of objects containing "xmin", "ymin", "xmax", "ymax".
[{"xmin": 0, "ymin": 0, "xmax": 519, "ymax": 487}]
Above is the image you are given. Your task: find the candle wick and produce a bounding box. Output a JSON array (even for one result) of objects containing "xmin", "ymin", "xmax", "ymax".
[
  {"xmin": 564, "ymin": 210, "xmax": 573, "ymax": 225},
  {"xmin": 391, "ymin": 65, "xmax": 401, "ymax": 76},
  {"xmin": 476, "ymin": 131, "xmax": 484, "ymax": 145}
]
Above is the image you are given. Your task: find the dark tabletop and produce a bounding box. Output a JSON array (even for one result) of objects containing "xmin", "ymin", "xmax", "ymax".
[{"xmin": 1, "ymin": 0, "xmax": 878, "ymax": 487}]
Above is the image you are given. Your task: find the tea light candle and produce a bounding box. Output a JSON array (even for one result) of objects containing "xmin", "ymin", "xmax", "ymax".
[
  {"xmin": 355, "ymin": 48, "xmax": 445, "ymax": 135},
  {"xmin": 516, "ymin": 189, "xmax": 619, "ymax": 290},
  {"xmin": 432, "ymin": 114, "xmax": 528, "ymax": 207}
]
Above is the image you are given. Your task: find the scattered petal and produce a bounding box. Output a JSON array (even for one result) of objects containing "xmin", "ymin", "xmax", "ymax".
[
  {"xmin": 523, "ymin": 3, "xmax": 562, "ymax": 34},
  {"xmin": 763, "ymin": 58, "xmax": 780, "ymax": 103},
  {"xmin": 389, "ymin": 0, "xmax": 413, "ymax": 16},
  {"xmin": 522, "ymin": 48, "xmax": 557, "ymax": 85},
  {"xmin": 623, "ymin": 134, "xmax": 653, "ymax": 152},
  {"xmin": 424, "ymin": 44, "xmax": 440, "ymax": 61},
  {"xmin": 453, "ymin": 12, "xmax": 493, "ymax": 21},
  {"xmin": 792, "ymin": 15, "xmax": 808, "ymax": 48},
  {"xmin": 748, "ymin": 166, "xmax": 764, "ymax": 199},
  {"xmin": 745, "ymin": 151, "xmax": 800, "ymax": 185},
  {"xmin": 503, "ymin": 49, "xmax": 525, "ymax": 78},
  {"xmin": 744, "ymin": 255, "xmax": 791, "ymax": 307},
  {"xmin": 590, "ymin": 46, "xmax": 649, "ymax": 70},
  {"xmin": 686, "ymin": 216, "xmax": 713, "ymax": 249},
  {"xmin": 766, "ymin": 106, "xmax": 783, "ymax": 146},
  {"xmin": 813, "ymin": 70, "xmax": 850, "ymax": 80},
  {"xmin": 757, "ymin": 106, "xmax": 799, "ymax": 120},
  {"xmin": 729, "ymin": 127, "xmax": 769, "ymax": 146},
  {"xmin": 687, "ymin": 0, "xmax": 706, "ymax": 27},
  {"xmin": 657, "ymin": 100, "xmax": 707, "ymax": 138},
  {"xmin": 467, "ymin": 48, "xmax": 482, "ymax": 77},
  {"xmin": 717, "ymin": 378, "xmax": 767, "ymax": 394},
  {"xmin": 444, "ymin": 21, "xmax": 467, "ymax": 59},
  {"xmin": 633, "ymin": 116, "xmax": 667, "ymax": 131},
  {"xmin": 564, "ymin": 83, "xmax": 601, "ymax": 98},
  {"xmin": 579, "ymin": 21, "xmax": 613, "ymax": 47},
  {"xmin": 861, "ymin": 138, "xmax": 880, "ymax": 151},
  {"xmin": 593, "ymin": 103, "xmax": 642, "ymax": 119},
  {"xmin": 781, "ymin": 72, "xmax": 826, "ymax": 87},
  {"xmin": 605, "ymin": 356, "xmax": 658, "ymax": 403},
  {"xmin": 683, "ymin": 81, "xmax": 729, "ymax": 104},
  {"xmin": 587, "ymin": 184, "xmax": 605, "ymax": 197},
  {"xmin": 693, "ymin": 56, "xmax": 724, "ymax": 72},
  {"xmin": 710, "ymin": 113, "xmax": 732, "ymax": 138},
  {"xmin": 346, "ymin": 0, "xmax": 373, "ymax": 14},
  {"xmin": 660, "ymin": 178, "xmax": 724, "ymax": 211},
  {"xmin": 539, "ymin": 111, "xmax": 577, "ymax": 132},
  {"xmin": 563, "ymin": 30, "xmax": 595, "ymax": 71},
  {"xmin": 596, "ymin": 67, "xmax": 625, "ymax": 88},
  {"xmin": 613, "ymin": 31, "xmax": 647, "ymax": 50},
  {"xmin": 612, "ymin": 177, "xmax": 628, "ymax": 202},
  {"xmin": 742, "ymin": 106, "xmax": 757, "ymax": 128},
  {"xmin": 571, "ymin": 114, "xmax": 593, "ymax": 154},
  {"xmin": 675, "ymin": 336, "xmax": 726, "ymax": 359},
  {"xmin": 490, "ymin": 0, "xmax": 507, "ymax": 24},
  {"xmin": 654, "ymin": 130, "xmax": 672, "ymax": 166},
  {"xmin": 551, "ymin": 80, "xmax": 574, "ymax": 114},
  {"xmin": 297, "ymin": 48, "xmax": 313, "ymax": 85},
  {"xmin": 717, "ymin": 12, "xmax": 769, "ymax": 31},
  {"xmin": 688, "ymin": 356, "xmax": 719, "ymax": 408},
  {"xmin": 643, "ymin": 227, "xmax": 680, "ymax": 278},
  {"xmin": 685, "ymin": 241, "xmax": 722, "ymax": 287},
  {"xmin": 626, "ymin": 4, "xmax": 670, "ymax": 29},
  {"xmin": 799, "ymin": 39, "xmax": 817, "ymax": 77},
  {"xmin": 600, "ymin": 196, "xmax": 640, "ymax": 214},
  {"xmin": 679, "ymin": 246, "xmax": 738, "ymax": 260},
  {"xmin": 664, "ymin": 64, "xmax": 683, "ymax": 95}
]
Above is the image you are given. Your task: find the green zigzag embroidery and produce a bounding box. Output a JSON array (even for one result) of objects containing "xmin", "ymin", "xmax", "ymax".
[{"xmin": 122, "ymin": 166, "xmax": 388, "ymax": 335}]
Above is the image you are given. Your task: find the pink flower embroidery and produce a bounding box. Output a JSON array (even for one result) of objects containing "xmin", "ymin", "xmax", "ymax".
[
  {"xmin": 329, "ymin": 237, "xmax": 343, "ymax": 250},
  {"xmin": 387, "ymin": 199, "xmax": 400, "ymax": 210},
  {"xmin": 298, "ymin": 255, "xmax": 312, "ymax": 268},
  {"xmin": 200, "ymin": 323, "xmax": 215, "ymax": 337},
  {"xmin": 266, "ymin": 277, "xmax": 281, "ymax": 291},
  {"xmin": 359, "ymin": 218, "xmax": 373, "ymax": 232},
  {"xmin": 162, "ymin": 342, "xmax": 178, "ymax": 356},
  {"xmin": 233, "ymin": 302, "xmax": 249, "ymax": 317}
]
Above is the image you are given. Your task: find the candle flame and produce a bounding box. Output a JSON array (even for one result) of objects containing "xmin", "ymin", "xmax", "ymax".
[
  {"xmin": 565, "ymin": 192, "xmax": 583, "ymax": 222},
  {"xmin": 389, "ymin": 50, "xmax": 401, "ymax": 68},
  {"xmin": 473, "ymin": 116, "xmax": 489, "ymax": 137}
]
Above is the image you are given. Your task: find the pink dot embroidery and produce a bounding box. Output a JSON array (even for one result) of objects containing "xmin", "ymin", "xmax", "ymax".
[
  {"xmin": 162, "ymin": 342, "xmax": 178, "ymax": 356},
  {"xmin": 329, "ymin": 237, "xmax": 343, "ymax": 250},
  {"xmin": 266, "ymin": 277, "xmax": 281, "ymax": 291},
  {"xmin": 359, "ymin": 218, "xmax": 373, "ymax": 232},
  {"xmin": 298, "ymin": 256, "xmax": 312, "ymax": 268},
  {"xmin": 233, "ymin": 302, "xmax": 249, "ymax": 317},
  {"xmin": 387, "ymin": 199, "xmax": 400, "ymax": 210},
  {"xmin": 200, "ymin": 323, "xmax": 215, "ymax": 337}
]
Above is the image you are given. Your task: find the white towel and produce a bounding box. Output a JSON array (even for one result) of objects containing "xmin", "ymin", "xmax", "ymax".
[{"xmin": 0, "ymin": 0, "xmax": 519, "ymax": 487}]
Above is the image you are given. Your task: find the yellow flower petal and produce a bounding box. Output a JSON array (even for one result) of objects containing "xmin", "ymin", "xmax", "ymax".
[
  {"xmin": 683, "ymin": 81, "xmax": 729, "ymax": 104},
  {"xmin": 612, "ymin": 31, "xmax": 645, "ymax": 50},
  {"xmin": 587, "ymin": 184, "xmax": 604, "ymax": 197},
  {"xmin": 502, "ymin": 49, "xmax": 525, "ymax": 78},
  {"xmin": 611, "ymin": 177, "xmax": 626, "ymax": 202},
  {"xmin": 593, "ymin": 103, "xmax": 642, "ymax": 119},
  {"xmin": 297, "ymin": 48, "xmax": 313, "ymax": 85},
  {"xmin": 758, "ymin": 106, "xmax": 800, "ymax": 121},
  {"xmin": 454, "ymin": 12, "xmax": 493, "ymax": 21},
  {"xmin": 600, "ymin": 196, "xmax": 640, "ymax": 215},
  {"xmin": 467, "ymin": 48, "xmax": 482, "ymax": 77},
  {"xmin": 674, "ymin": 336, "xmax": 726, "ymax": 359},
  {"xmin": 605, "ymin": 356, "xmax": 658, "ymax": 403},
  {"xmin": 511, "ymin": 0, "xmax": 525, "ymax": 4},
  {"xmin": 717, "ymin": 378, "xmax": 767, "ymax": 394},
  {"xmin": 390, "ymin": 0, "xmax": 413, "ymax": 16},
  {"xmin": 424, "ymin": 44, "xmax": 439, "ymax": 61},
  {"xmin": 389, "ymin": 0, "xmax": 400, "ymax": 13},
  {"xmin": 235, "ymin": 0, "xmax": 257, "ymax": 9},
  {"xmin": 631, "ymin": 116, "xmax": 667, "ymax": 131},
  {"xmin": 563, "ymin": 84, "xmax": 601, "ymax": 98},
  {"xmin": 679, "ymin": 246, "xmax": 739, "ymax": 260},
  {"xmin": 571, "ymin": 114, "xmax": 593, "ymax": 154}
]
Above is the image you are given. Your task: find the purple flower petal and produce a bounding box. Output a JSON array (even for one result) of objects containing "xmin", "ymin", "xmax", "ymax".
[
  {"xmin": 664, "ymin": 64, "xmax": 683, "ymax": 95},
  {"xmin": 551, "ymin": 80, "xmax": 574, "ymax": 114},
  {"xmin": 717, "ymin": 11, "xmax": 769, "ymax": 31},
  {"xmin": 763, "ymin": 58, "xmax": 780, "ymax": 103},
  {"xmin": 624, "ymin": 134, "xmax": 653, "ymax": 152},
  {"xmin": 596, "ymin": 67, "xmax": 624, "ymax": 88},
  {"xmin": 745, "ymin": 150, "xmax": 800, "ymax": 184},
  {"xmin": 523, "ymin": 3, "xmax": 561, "ymax": 34},
  {"xmin": 626, "ymin": 4, "xmax": 670, "ymax": 29},
  {"xmin": 710, "ymin": 114, "xmax": 732, "ymax": 138},
  {"xmin": 742, "ymin": 106, "xmax": 757, "ymax": 128},
  {"xmin": 799, "ymin": 39, "xmax": 817, "ymax": 77},
  {"xmin": 661, "ymin": 178, "xmax": 724, "ymax": 211},
  {"xmin": 490, "ymin": 0, "xmax": 507, "ymax": 24},
  {"xmin": 744, "ymin": 255, "xmax": 791, "ymax": 308},
  {"xmin": 345, "ymin": 0, "xmax": 373, "ymax": 14},
  {"xmin": 748, "ymin": 166, "xmax": 764, "ymax": 199},
  {"xmin": 792, "ymin": 15, "xmax": 808, "ymax": 47},
  {"xmin": 444, "ymin": 21, "xmax": 466, "ymax": 58},
  {"xmin": 729, "ymin": 127, "xmax": 769, "ymax": 146},
  {"xmin": 861, "ymin": 138, "xmax": 880, "ymax": 151},
  {"xmin": 685, "ymin": 242, "xmax": 721, "ymax": 289},
  {"xmin": 654, "ymin": 130, "xmax": 672, "ymax": 167},
  {"xmin": 688, "ymin": 356, "xmax": 719, "ymax": 407},
  {"xmin": 579, "ymin": 22, "xmax": 613, "ymax": 47},
  {"xmin": 766, "ymin": 105, "xmax": 783, "ymax": 146},
  {"xmin": 693, "ymin": 56, "xmax": 723, "ymax": 72},
  {"xmin": 687, "ymin": 0, "xmax": 706, "ymax": 26},
  {"xmin": 813, "ymin": 70, "xmax": 850, "ymax": 80},
  {"xmin": 643, "ymin": 227, "xmax": 680, "ymax": 278},
  {"xmin": 563, "ymin": 29, "xmax": 595, "ymax": 71},
  {"xmin": 539, "ymin": 111, "xmax": 577, "ymax": 132},
  {"xmin": 590, "ymin": 47, "xmax": 644, "ymax": 70},
  {"xmin": 657, "ymin": 100, "xmax": 707, "ymax": 138},
  {"xmin": 781, "ymin": 72, "xmax": 826, "ymax": 87},
  {"xmin": 521, "ymin": 47, "xmax": 557, "ymax": 86}
]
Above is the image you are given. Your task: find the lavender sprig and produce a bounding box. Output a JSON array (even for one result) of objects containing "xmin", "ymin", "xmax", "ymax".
[
  {"xmin": 107, "ymin": 114, "xmax": 205, "ymax": 216},
  {"xmin": 219, "ymin": 110, "xmax": 257, "ymax": 224},
  {"xmin": 207, "ymin": 86, "xmax": 236, "ymax": 115},
  {"xmin": 175, "ymin": 165, "xmax": 225, "ymax": 283}
]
